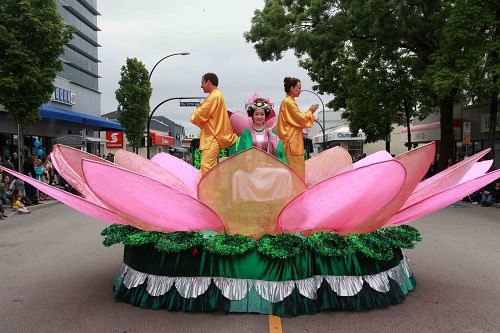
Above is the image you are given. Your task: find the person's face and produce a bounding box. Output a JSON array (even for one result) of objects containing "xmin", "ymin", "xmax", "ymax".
[
  {"xmin": 3, "ymin": 176, "xmax": 9, "ymax": 184},
  {"xmin": 200, "ymin": 78, "xmax": 210, "ymax": 93},
  {"xmin": 12, "ymin": 152, "xmax": 17, "ymax": 159},
  {"xmin": 290, "ymin": 82, "xmax": 302, "ymax": 97},
  {"xmin": 252, "ymin": 109, "xmax": 266, "ymax": 126}
]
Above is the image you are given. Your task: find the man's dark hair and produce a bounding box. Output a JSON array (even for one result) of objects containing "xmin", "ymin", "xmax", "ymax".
[{"xmin": 203, "ymin": 73, "xmax": 219, "ymax": 87}]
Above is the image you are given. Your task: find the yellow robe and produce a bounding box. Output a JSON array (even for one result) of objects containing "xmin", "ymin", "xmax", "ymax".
[
  {"xmin": 276, "ymin": 95, "xmax": 315, "ymax": 179},
  {"xmin": 191, "ymin": 88, "xmax": 238, "ymax": 174}
]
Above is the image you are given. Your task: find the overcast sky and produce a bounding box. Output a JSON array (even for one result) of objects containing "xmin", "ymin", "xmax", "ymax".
[{"xmin": 97, "ymin": 0, "xmax": 336, "ymax": 136}]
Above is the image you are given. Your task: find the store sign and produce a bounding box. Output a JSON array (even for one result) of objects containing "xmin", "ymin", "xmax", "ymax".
[
  {"xmin": 151, "ymin": 133, "xmax": 174, "ymax": 146},
  {"xmin": 327, "ymin": 132, "xmax": 366, "ymax": 141},
  {"xmin": 180, "ymin": 101, "xmax": 199, "ymax": 107},
  {"xmin": 480, "ymin": 114, "xmax": 500, "ymax": 132},
  {"xmin": 106, "ymin": 131, "xmax": 123, "ymax": 148},
  {"xmin": 52, "ymin": 86, "xmax": 76, "ymax": 105}
]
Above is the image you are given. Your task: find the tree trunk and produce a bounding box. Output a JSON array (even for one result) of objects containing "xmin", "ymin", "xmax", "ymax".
[
  {"xmin": 17, "ymin": 123, "xmax": 23, "ymax": 173},
  {"xmin": 487, "ymin": 8, "xmax": 499, "ymax": 165},
  {"xmin": 439, "ymin": 94, "xmax": 455, "ymax": 171},
  {"xmin": 488, "ymin": 75, "xmax": 497, "ymax": 163},
  {"xmin": 385, "ymin": 123, "xmax": 391, "ymax": 153},
  {"xmin": 405, "ymin": 102, "xmax": 412, "ymax": 151}
]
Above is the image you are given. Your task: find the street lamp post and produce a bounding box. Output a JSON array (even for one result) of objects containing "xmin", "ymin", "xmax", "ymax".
[
  {"xmin": 149, "ymin": 52, "xmax": 190, "ymax": 81},
  {"xmin": 302, "ymin": 89, "xmax": 326, "ymax": 150},
  {"xmin": 146, "ymin": 52, "xmax": 190, "ymax": 157},
  {"xmin": 147, "ymin": 97, "xmax": 204, "ymax": 159}
]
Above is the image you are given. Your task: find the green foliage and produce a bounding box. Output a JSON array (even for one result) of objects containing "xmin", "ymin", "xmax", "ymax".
[
  {"xmin": 115, "ymin": 58, "xmax": 152, "ymax": 153},
  {"xmin": 245, "ymin": 0, "xmax": 498, "ymax": 161},
  {"xmin": 0, "ymin": 0, "xmax": 73, "ymax": 161},
  {"xmin": 307, "ymin": 232, "xmax": 355, "ymax": 257}
]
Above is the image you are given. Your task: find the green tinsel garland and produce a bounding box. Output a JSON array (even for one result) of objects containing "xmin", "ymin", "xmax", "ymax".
[
  {"xmin": 204, "ymin": 234, "xmax": 255, "ymax": 256},
  {"xmin": 101, "ymin": 224, "xmax": 139, "ymax": 247},
  {"xmin": 154, "ymin": 232, "xmax": 204, "ymax": 253},
  {"xmin": 256, "ymin": 234, "xmax": 305, "ymax": 259},
  {"xmin": 307, "ymin": 232, "xmax": 356, "ymax": 257},
  {"xmin": 101, "ymin": 225, "xmax": 422, "ymax": 261},
  {"xmin": 348, "ymin": 233, "xmax": 394, "ymax": 261}
]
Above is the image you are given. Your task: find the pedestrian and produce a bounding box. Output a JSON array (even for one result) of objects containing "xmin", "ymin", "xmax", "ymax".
[
  {"xmin": 276, "ymin": 76, "xmax": 318, "ymax": 179},
  {"xmin": 190, "ymin": 73, "xmax": 238, "ymax": 175}
]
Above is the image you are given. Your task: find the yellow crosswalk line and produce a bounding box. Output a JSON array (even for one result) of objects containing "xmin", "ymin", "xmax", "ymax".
[{"xmin": 268, "ymin": 315, "xmax": 283, "ymax": 333}]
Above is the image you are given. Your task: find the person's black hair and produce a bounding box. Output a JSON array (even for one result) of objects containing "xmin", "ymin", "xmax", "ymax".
[
  {"xmin": 284, "ymin": 77, "xmax": 301, "ymax": 93},
  {"xmin": 246, "ymin": 98, "xmax": 271, "ymax": 117},
  {"xmin": 202, "ymin": 73, "xmax": 219, "ymax": 87}
]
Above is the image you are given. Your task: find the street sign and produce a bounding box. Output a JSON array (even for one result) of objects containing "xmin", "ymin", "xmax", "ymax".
[
  {"xmin": 180, "ymin": 101, "xmax": 199, "ymax": 107},
  {"xmin": 463, "ymin": 121, "xmax": 471, "ymax": 144}
]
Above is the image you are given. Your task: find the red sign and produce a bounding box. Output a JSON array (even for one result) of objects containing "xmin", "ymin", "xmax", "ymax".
[
  {"xmin": 106, "ymin": 131, "xmax": 124, "ymax": 148},
  {"xmin": 151, "ymin": 132, "xmax": 174, "ymax": 146}
]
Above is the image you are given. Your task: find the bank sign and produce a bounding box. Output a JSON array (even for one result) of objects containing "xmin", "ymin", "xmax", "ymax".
[
  {"xmin": 106, "ymin": 131, "xmax": 123, "ymax": 148},
  {"xmin": 51, "ymin": 86, "xmax": 76, "ymax": 105}
]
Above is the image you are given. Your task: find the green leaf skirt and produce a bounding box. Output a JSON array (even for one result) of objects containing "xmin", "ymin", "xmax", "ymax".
[{"xmin": 113, "ymin": 244, "xmax": 416, "ymax": 316}]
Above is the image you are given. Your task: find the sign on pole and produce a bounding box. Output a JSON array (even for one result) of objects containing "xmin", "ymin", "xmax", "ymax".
[
  {"xmin": 180, "ymin": 101, "xmax": 199, "ymax": 107},
  {"xmin": 463, "ymin": 121, "xmax": 471, "ymax": 145}
]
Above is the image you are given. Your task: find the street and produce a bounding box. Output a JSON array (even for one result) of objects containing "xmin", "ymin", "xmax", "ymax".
[{"xmin": 0, "ymin": 203, "xmax": 499, "ymax": 333}]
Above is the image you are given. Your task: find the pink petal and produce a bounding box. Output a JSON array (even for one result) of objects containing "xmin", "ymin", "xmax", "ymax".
[
  {"xmin": 405, "ymin": 149, "xmax": 491, "ymax": 209},
  {"xmin": 386, "ymin": 170, "xmax": 500, "ymax": 226},
  {"xmin": 278, "ymin": 160, "xmax": 407, "ymax": 235},
  {"xmin": 229, "ymin": 111, "xmax": 252, "ymax": 136},
  {"xmin": 151, "ymin": 152, "xmax": 201, "ymax": 194},
  {"xmin": 51, "ymin": 144, "xmax": 110, "ymax": 206},
  {"xmin": 459, "ymin": 160, "xmax": 493, "ymax": 184},
  {"xmin": 352, "ymin": 150, "xmax": 393, "ymax": 169},
  {"xmin": 81, "ymin": 159, "xmax": 224, "ymax": 233},
  {"xmin": 0, "ymin": 166, "xmax": 126, "ymax": 225},
  {"xmin": 114, "ymin": 150, "xmax": 196, "ymax": 197},
  {"xmin": 198, "ymin": 147, "xmax": 307, "ymax": 239},
  {"xmin": 305, "ymin": 146, "xmax": 352, "ymax": 186},
  {"xmin": 343, "ymin": 142, "xmax": 436, "ymax": 234}
]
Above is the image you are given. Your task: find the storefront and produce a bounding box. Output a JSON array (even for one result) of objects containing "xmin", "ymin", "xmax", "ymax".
[
  {"xmin": 312, "ymin": 125, "xmax": 366, "ymax": 157},
  {"xmin": 0, "ymin": 104, "xmax": 122, "ymax": 160}
]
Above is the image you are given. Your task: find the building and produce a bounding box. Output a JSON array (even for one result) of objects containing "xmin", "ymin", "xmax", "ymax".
[
  {"xmin": 100, "ymin": 110, "xmax": 186, "ymax": 158},
  {"xmin": 0, "ymin": 0, "xmax": 121, "ymax": 160}
]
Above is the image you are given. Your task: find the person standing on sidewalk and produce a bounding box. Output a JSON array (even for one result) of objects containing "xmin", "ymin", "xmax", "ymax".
[
  {"xmin": 277, "ymin": 77, "xmax": 318, "ymax": 179},
  {"xmin": 191, "ymin": 73, "xmax": 238, "ymax": 175}
]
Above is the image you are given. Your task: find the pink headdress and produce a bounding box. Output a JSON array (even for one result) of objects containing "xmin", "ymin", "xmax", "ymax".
[{"xmin": 245, "ymin": 93, "xmax": 273, "ymax": 109}]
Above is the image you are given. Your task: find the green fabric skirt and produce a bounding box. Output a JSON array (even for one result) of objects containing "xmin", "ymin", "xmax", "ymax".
[{"xmin": 113, "ymin": 245, "xmax": 416, "ymax": 316}]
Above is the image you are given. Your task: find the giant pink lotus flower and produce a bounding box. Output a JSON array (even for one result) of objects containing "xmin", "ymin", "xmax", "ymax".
[{"xmin": 2, "ymin": 143, "xmax": 498, "ymax": 239}]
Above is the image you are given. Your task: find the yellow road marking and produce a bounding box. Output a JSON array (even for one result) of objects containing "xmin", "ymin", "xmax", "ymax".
[{"xmin": 268, "ymin": 315, "xmax": 283, "ymax": 333}]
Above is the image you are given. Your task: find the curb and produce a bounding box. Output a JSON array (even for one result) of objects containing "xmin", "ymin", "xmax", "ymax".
[{"xmin": 3, "ymin": 200, "xmax": 60, "ymax": 218}]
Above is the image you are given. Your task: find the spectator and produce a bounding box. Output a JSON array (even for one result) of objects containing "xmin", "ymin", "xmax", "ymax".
[
  {"xmin": 11, "ymin": 188, "xmax": 31, "ymax": 214},
  {"xmin": 23, "ymin": 155, "xmax": 38, "ymax": 204},
  {"xmin": 446, "ymin": 158, "xmax": 455, "ymax": 168},
  {"xmin": 11, "ymin": 152, "xmax": 19, "ymax": 172},
  {"xmin": 481, "ymin": 181, "xmax": 498, "ymax": 207},
  {"xmin": 0, "ymin": 199, "xmax": 6, "ymax": 220},
  {"xmin": 2, "ymin": 155, "xmax": 14, "ymax": 170},
  {"xmin": 0, "ymin": 174, "xmax": 12, "ymax": 204}
]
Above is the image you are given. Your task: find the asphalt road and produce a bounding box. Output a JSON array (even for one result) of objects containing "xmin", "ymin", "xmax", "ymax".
[{"xmin": 0, "ymin": 203, "xmax": 499, "ymax": 333}]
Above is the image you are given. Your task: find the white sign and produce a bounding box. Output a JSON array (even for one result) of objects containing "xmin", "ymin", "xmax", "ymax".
[
  {"xmin": 463, "ymin": 121, "xmax": 471, "ymax": 134},
  {"xmin": 480, "ymin": 114, "xmax": 500, "ymax": 132},
  {"xmin": 51, "ymin": 86, "xmax": 76, "ymax": 105}
]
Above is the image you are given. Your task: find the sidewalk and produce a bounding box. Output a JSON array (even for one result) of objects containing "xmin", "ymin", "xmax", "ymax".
[{"xmin": 2, "ymin": 199, "xmax": 60, "ymax": 218}]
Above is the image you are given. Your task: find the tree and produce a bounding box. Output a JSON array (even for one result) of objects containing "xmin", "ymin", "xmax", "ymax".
[
  {"xmin": 245, "ymin": 0, "xmax": 492, "ymax": 169},
  {"xmin": 0, "ymin": 0, "xmax": 73, "ymax": 170},
  {"xmin": 115, "ymin": 58, "xmax": 152, "ymax": 154}
]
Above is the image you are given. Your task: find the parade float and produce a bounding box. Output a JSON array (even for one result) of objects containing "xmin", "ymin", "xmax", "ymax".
[{"xmin": 1, "ymin": 142, "xmax": 498, "ymax": 316}]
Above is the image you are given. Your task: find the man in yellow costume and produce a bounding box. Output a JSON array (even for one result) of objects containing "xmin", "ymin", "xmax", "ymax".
[
  {"xmin": 277, "ymin": 77, "xmax": 319, "ymax": 179},
  {"xmin": 191, "ymin": 73, "xmax": 238, "ymax": 175}
]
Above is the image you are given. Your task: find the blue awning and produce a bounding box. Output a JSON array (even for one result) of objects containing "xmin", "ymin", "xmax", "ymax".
[{"xmin": 40, "ymin": 104, "xmax": 123, "ymax": 130}]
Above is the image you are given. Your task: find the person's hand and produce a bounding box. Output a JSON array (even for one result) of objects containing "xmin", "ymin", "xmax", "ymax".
[
  {"xmin": 267, "ymin": 123, "xmax": 277, "ymax": 137},
  {"xmin": 309, "ymin": 104, "xmax": 320, "ymax": 113}
]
